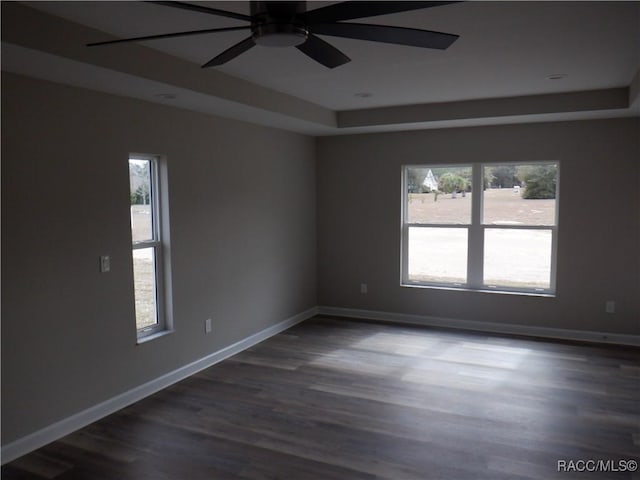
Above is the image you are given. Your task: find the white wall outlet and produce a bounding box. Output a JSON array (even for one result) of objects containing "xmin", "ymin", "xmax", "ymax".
[
  {"xmin": 205, "ymin": 318, "xmax": 212, "ymax": 334},
  {"xmin": 605, "ymin": 301, "xmax": 615, "ymax": 314},
  {"xmin": 99, "ymin": 255, "xmax": 110, "ymax": 273},
  {"xmin": 360, "ymin": 283, "xmax": 368, "ymax": 294}
]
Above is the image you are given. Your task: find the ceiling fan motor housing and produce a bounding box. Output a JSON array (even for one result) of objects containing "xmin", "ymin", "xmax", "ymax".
[{"xmin": 250, "ymin": 1, "xmax": 309, "ymax": 47}]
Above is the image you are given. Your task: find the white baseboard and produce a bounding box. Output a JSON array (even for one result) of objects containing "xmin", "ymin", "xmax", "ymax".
[
  {"xmin": 1, "ymin": 306, "xmax": 318, "ymax": 465},
  {"xmin": 317, "ymin": 306, "xmax": 640, "ymax": 347}
]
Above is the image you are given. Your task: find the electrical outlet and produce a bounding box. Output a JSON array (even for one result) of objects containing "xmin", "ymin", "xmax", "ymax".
[
  {"xmin": 205, "ymin": 318, "xmax": 212, "ymax": 334},
  {"xmin": 605, "ymin": 301, "xmax": 615, "ymax": 314},
  {"xmin": 360, "ymin": 283, "xmax": 368, "ymax": 294},
  {"xmin": 99, "ymin": 255, "xmax": 110, "ymax": 273}
]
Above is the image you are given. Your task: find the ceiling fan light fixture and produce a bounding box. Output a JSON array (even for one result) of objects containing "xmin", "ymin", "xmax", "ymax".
[{"xmin": 252, "ymin": 23, "xmax": 309, "ymax": 47}]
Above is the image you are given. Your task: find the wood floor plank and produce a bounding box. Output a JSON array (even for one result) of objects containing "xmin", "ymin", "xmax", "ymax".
[{"xmin": 3, "ymin": 315, "xmax": 639, "ymax": 479}]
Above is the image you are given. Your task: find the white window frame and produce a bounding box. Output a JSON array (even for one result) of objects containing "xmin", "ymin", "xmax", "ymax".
[
  {"xmin": 129, "ymin": 154, "xmax": 172, "ymax": 341},
  {"xmin": 401, "ymin": 162, "xmax": 559, "ymax": 296}
]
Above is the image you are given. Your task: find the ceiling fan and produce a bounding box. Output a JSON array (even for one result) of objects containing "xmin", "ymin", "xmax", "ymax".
[{"xmin": 87, "ymin": 1, "xmax": 460, "ymax": 69}]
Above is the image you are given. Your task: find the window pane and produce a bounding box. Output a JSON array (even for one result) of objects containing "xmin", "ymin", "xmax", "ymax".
[
  {"xmin": 483, "ymin": 164, "xmax": 557, "ymax": 226},
  {"xmin": 133, "ymin": 247, "xmax": 158, "ymax": 330},
  {"xmin": 406, "ymin": 166, "xmax": 472, "ymax": 224},
  {"xmin": 129, "ymin": 159, "xmax": 154, "ymax": 242},
  {"xmin": 408, "ymin": 227, "xmax": 467, "ymax": 284},
  {"xmin": 484, "ymin": 229, "xmax": 552, "ymax": 290}
]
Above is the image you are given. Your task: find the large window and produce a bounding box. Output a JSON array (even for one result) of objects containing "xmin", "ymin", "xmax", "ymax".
[
  {"xmin": 402, "ymin": 162, "xmax": 558, "ymax": 294},
  {"xmin": 129, "ymin": 155, "xmax": 171, "ymax": 339}
]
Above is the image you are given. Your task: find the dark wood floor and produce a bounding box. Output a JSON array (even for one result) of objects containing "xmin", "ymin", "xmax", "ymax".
[{"xmin": 3, "ymin": 316, "xmax": 640, "ymax": 479}]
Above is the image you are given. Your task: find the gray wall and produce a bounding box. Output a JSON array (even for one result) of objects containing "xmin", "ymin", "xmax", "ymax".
[
  {"xmin": 3, "ymin": 70, "xmax": 639, "ymax": 449},
  {"xmin": 317, "ymin": 119, "xmax": 640, "ymax": 334},
  {"xmin": 1, "ymin": 73, "xmax": 317, "ymax": 444}
]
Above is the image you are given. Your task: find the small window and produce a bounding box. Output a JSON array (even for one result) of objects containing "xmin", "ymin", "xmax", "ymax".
[
  {"xmin": 402, "ymin": 162, "xmax": 558, "ymax": 295},
  {"xmin": 129, "ymin": 155, "xmax": 171, "ymax": 339},
  {"xmin": 404, "ymin": 165, "xmax": 472, "ymax": 285},
  {"xmin": 482, "ymin": 163, "xmax": 557, "ymax": 292}
]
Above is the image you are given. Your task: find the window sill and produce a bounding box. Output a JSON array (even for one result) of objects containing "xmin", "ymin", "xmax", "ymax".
[
  {"xmin": 136, "ymin": 329, "xmax": 174, "ymax": 345},
  {"xmin": 401, "ymin": 282, "xmax": 555, "ymax": 298}
]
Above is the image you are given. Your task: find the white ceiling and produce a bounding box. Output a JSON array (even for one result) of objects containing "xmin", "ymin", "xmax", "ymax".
[{"xmin": 3, "ymin": 1, "xmax": 640, "ymax": 134}]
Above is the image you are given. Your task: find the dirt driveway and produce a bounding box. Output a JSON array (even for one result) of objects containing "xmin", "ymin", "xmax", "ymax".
[{"xmin": 408, "ymin": 188, "xmax": 556, "ymax": 225}]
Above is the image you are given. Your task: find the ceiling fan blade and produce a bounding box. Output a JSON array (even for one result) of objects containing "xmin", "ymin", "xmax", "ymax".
[
  {"xmin": 303, "ymin": 1, "xmax": 460, "ymax": 24},
  {"xmin": 202, "ymin": 36, "xmax": 256, "ymax": 68},
  {"xmin": 310, "ymin": 23, "xmax": 459, "ymax": 50},
  {"xmin": 87, "ymin": 26, "xmax": 250, "ymax": 47},
  {"xmin": 296, "ymin": 34, "xmax": 351, "ymax": 69},
  {"xmin": 147, "ymin": 1, "xmax": 252, "ymax": 22}
]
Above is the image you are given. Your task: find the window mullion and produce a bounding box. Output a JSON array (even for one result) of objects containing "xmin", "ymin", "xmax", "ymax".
[{"xmin": 467, "ymin": 163, "xmax": 483, "ymax": 287}]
